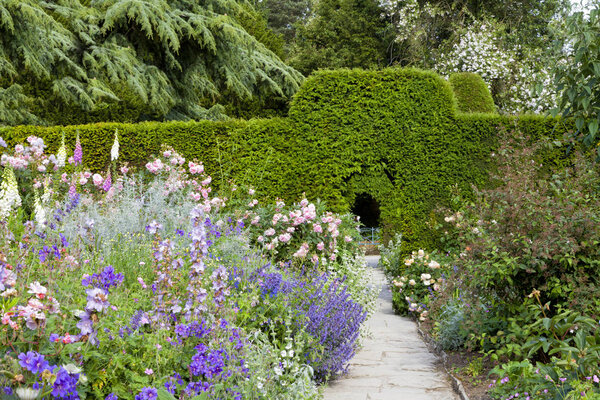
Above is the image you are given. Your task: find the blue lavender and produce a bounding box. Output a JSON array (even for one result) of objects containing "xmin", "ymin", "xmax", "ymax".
[{"xmin": 298, "ymin": 274, "xmax": 367, "ymax": 382}]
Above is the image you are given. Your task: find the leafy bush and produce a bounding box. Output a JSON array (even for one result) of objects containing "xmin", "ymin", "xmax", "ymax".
[
  {"xmin": 386, "ymin": 248, "xmax": 452, "ymax": 320},
  {"xmin": 488, "ymin": 294, "xmax": 600, "ymax": 399},
  {"xmin": 441, "ymin": 132, "xmax": 600, "ymax": 313},
  {"xmin": 434, "ymin": 299, "xmax": 468, "ymax": 351}
]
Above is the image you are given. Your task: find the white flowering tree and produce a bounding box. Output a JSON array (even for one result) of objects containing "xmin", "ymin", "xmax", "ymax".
[
  {"xmin": 433, "ymin": 20, "xmax": 558, "ymax": 114},
  {"xmin": 380, "ymin": 0, "xmax": 567, "ymax": 114}
]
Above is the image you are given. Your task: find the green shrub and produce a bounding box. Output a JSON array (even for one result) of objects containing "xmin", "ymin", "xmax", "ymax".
[
  {"xmin": 449, "ymin": 72, "xmax": 496, "ymax": 113},
  {"xmin": 0, "ymin": 68, "xmax": 573, "ymax": 255}
]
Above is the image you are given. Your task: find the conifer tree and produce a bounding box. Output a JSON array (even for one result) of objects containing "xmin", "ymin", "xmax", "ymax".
[{"xmin": 0, "ymin": 0, "xmax": 303, "ymax": 125}]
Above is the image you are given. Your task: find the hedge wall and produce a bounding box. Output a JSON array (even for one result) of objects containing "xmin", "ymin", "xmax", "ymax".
[
  {"xmin": 0, "ymin": 68, "xmax": 572, "ymax": 253},
  {"xmin": 449, "ymin": 72, "xmax": 496, "ymax": 114}
]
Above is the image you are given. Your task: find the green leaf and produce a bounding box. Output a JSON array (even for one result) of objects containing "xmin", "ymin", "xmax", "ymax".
[
  {"xmin": 542, "ymin": 318, "xmax": 551, "ymax": 331},
  {"xmin": 157, "ymin": 388, "xmax": 177, "ymax": 400},
  {"xmin": 589, "ymin": 120, "xmax": 599, "ymax": 137}
]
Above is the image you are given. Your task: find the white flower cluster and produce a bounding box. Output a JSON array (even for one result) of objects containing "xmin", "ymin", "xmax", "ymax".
[
  {"xmin": 111, "ymin": 129, "xmax": 119, "ymax": 161},
  {"xmin": 0, "ymin": 166, "xmax": 21, "ymax": 221},
  {"xmin": 34, "ymin": 189, "xmax": 46, "ymax": 226},
  {"xmin": 434, "ymin": 21, "xmax": 558, "ymax": 114},
  {"xmin": 56, "ymin": 134, "xmax": 67, "ymax": 167}
]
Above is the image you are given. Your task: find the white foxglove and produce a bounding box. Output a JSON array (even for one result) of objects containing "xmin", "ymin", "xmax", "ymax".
[
  {"xmin": 56, "ymin": 132, "xmax": 67, "ymax": 167},
  {"xmin": 34, "ymin": 188, "xmax": 46, "ymax": 226},
  {"xmin": 0, "ymin": 166, "xmax": 21, "ymax": 221},
  {"xmin": 110, "ymin": 129, "xmax": 119, "ymax": 161}
]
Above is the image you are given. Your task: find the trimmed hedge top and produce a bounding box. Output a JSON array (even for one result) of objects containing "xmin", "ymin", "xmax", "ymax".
[
  {"xmin": 0, "ymin": 68, "xmax": 569, "ymax": 254},
  {"xmin": 449, "ymin": 72, "xmax": 496, "ymax": 114}
]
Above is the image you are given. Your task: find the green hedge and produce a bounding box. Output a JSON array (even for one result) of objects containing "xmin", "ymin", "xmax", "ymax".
[
  {"xmin": 449, "ymin": 72, "xmax": 496, "ymax": 113},
  {"xmin": 0, "ymin": 68, "xmax": 572, "ymax": 253}
]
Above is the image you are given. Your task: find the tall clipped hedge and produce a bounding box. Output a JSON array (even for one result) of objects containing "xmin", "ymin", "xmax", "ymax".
[
  {"xmin": 449, "ymin": 72, "xmax": 496, "ymax": 114},
  {"xmin": 0, "ymin": 68, "xmax": 572, "ymax": 254}
]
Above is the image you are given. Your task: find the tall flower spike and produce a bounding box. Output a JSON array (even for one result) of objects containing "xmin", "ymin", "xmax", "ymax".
[
  {"xmin": 56, "ymin": 131, "xmax": 67, "ymax": 167},
  {"xmin": 102, "ymin": 170, "xmax": 112, "ymax": 192},
  {"xmin": 0, "ymin": 166, "xmax": 21, "ymax": 221},
  {"xmin": 110, "ymin": 129, "xmax": 119, "ymax": 162},
  {"xmin": 33, "ymin": 188, "xmax": 46, "ymax": 226},
  {"xmin": 73, "ymin": 131, "xmax": 83, "ymax": 166}
]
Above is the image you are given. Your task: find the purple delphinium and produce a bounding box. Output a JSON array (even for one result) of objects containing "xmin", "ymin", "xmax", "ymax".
[
  {"xmin": 82, "ymin": 265, "xmax": 124, "ymax": 293},
  {"xmin": 105, "ymin": 393, "xmax": 118, "ymax": 400}
]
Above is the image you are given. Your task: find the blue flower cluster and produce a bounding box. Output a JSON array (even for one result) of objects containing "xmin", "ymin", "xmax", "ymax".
[
  {"xmin": 81, "ymin": 265, "xmax": 124, "ymax": 292},
  {"xmin": 17, "ymin": 351, "xmax": 80, "ymax": 399}
]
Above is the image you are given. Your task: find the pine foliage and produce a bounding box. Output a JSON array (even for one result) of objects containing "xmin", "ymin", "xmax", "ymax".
[{"xmin": 0, "ymin": 0, "xmax": 303, "ymax": 125}]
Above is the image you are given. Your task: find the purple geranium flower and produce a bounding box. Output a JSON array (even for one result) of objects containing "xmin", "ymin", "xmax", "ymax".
[
  {"xmin": 18, "ymin": 351, "xmax": 49, "ymax": 374},
  {"xmin": 135, "ymin": 387, "xmax": 158, "ymax": 400}
]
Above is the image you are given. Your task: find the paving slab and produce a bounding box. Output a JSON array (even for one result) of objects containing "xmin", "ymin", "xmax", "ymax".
[{"xmin": 323, "ymin": 255, "xmax": 459, "ymax": 400}]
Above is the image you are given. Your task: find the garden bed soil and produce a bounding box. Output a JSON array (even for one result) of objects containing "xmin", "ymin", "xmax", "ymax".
[
  {"xmin": 418, "ymin": 321, "xmax": 494, "ymax": 400},
  {"xmin": 445, "ymin": 350, "xmax": 494, "ymax": 400}
]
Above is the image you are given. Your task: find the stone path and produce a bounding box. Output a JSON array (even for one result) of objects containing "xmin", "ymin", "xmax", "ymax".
[{"xmin": 323, "ymin": 255, "xmax": 459, "ymax": 400}]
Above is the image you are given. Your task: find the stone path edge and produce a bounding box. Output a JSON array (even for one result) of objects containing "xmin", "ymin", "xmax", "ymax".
[{"xmin": 415, "ymin": 321, "xmax": 471, "ymax": 400}]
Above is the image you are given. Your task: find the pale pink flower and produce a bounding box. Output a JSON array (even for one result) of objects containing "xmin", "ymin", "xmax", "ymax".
[
  {"xmin": 137, "ymin": 277, "xmax": 147, "ymax": 289},
  {"xmin": 317, "ymin": 242, "xmax": 325, "ymax": 251},
  {"xmin": 313, "ymin": 224, "xmax": 323, "ymax": 233},
  {"xmin": 28, "ymin": 282, "xmax": 47, "ymax": 299},
  {"xmin": 265, "ymin": 228, "xmax": 276, "ymax": 236},
  {"xmin": 293, "ymin": 243, "xmax": 310, "ymax": 258},
  {"xmin": 344, "ymin": 235, "xmax": 352, "ymax": 243},
  {"xmin": 92, "ymin": 174, "xmax": 103, "ymax": 186},
  {"xmin": 278, "ymin": 233, "xmax": 292, "ymax": 243}
]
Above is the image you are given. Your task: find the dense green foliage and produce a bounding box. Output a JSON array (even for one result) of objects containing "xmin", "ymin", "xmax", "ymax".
[
  {"xmin": 258, "ymin": 0, "xmax": 310, "ymax": 43},
  {"xmin": 288, "ymin": 0, "xmax": 389, "ymax": 75},
  {"xmin": 381, "ymin": 133, "xmax": 600, "ymax": 399},
  {"xmin": 0, "ymin": 0, "xmax": 302, "ymax": 126},
  {"xmin": 0, "ymin": 68, "xmax": 572, "ymax": 253},
  {"xmin": 552, "ymin": 5, "xmax": 600, "ymax": 150},
  {"xmin": 449, "ymin": 73, "xmax": 496, "ymax": 113}
]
